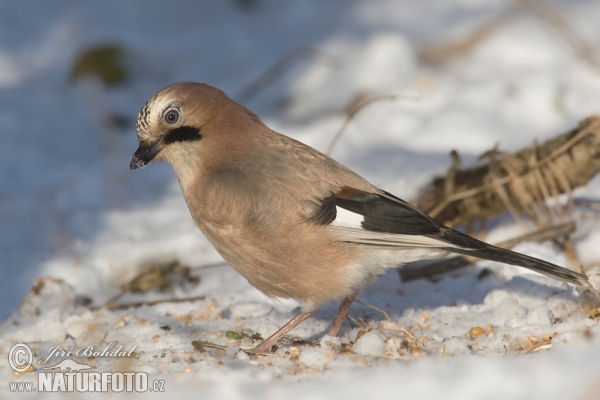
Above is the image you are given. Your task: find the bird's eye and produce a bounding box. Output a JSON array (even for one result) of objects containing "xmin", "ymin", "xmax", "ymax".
[{"xmin": 165, "ymin": 110, "xmax": 179, "ymax": 124}]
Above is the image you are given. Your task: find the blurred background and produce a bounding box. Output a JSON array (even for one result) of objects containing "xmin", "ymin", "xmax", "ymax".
[{"xmin": 2, "ymin": 0, "xmax": 600, "ymax": 322}]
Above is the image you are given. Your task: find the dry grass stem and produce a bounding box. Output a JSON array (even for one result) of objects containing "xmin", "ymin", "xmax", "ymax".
[
  {"xmin": 194, "ymin": 341, "xmax": 228, "ymax": 351},
  {"xmin": 354, "ymin": 299, "xmax": 417, "ymax": 342},
  {"xmin": 515, "ymin": 0, "xmax": 600, "ymax": 70},
  {"xmin": 93, "ymin": 295, "xmax": 207, "ymax": 311},
  {"xmin": 234, "ymin": 47, "xmax": 337, "ymax": 104},
  {"xmin": 418, "ymin": 10, "xmax": 517, "ymax": 65},
  {"xmin": 325, "ymin": 94, "xmax": 405, "ymax": 155}
]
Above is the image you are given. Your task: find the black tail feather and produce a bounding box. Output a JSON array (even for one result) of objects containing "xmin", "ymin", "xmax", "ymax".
[{"xmin": 446, "ymin": 245, "xmax": 588, "ymax": 287}]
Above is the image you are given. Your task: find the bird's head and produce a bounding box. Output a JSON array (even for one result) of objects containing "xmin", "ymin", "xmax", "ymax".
[
  {"xmin": 130, "ymin": 82, "xmax": 268, "ymax": 192},
  {"xmin": 130, "ymin": 82, "xmax": 222, "ymax": 171}
]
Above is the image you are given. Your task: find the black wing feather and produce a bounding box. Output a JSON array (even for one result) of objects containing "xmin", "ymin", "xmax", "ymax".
[
  {"xmin": 309, "ymin": 193, "xmax": 337, "ymax": 225},
  {"xmin": 335, "ymin": 191, "xmax": 440, "ymax": 235},
  {"xmin": 310, "ymin": 186, "xmax": 588, "ymax": 287}
]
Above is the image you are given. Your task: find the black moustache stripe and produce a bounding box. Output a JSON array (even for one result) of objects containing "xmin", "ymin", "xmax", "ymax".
[{"xmin": 163, "ymin": 126, "xmax": 201, "ymax": 144}]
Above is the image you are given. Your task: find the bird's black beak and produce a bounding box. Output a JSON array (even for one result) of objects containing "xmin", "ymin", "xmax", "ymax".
[{"xmin": 130, "ymin": 139, "xmax": 164, "ymax": 170}]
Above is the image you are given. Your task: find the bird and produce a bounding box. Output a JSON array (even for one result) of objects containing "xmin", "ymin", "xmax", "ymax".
[{"xmin": 130, "ymin": 82, "xmax": 589, "ymax": 353}]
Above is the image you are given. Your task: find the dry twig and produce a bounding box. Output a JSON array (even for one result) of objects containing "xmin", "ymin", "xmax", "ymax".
[
  {"xmin": 192, "ymin": 340, "xmax": 228, "ymax": 351},
  {"xmin": 354, "ymin": 299, "xmax": 416, "ymax": 342},
  {"xmin": 325, "ymin": 93, "xmax": 420, "ymax": 155},
  {"xmin": 515, "ymin": 0, "xmax": 600, "ymax": 71},
  {"xmin": 419, "ymin": 0, "xmax": 600, "ymax": 71},
  {"xmin": 92, "ymin": 295, "xmax": 207, "ymax": 311},
  {"xmin": 416, "ymin": 116, "xmax": 600, "ymax": 228},
  {"xmin": 96, "ymin": 260, "xmax": 224, "ymax": 310},
  {"xmin": 234, "ymin": 47, "xmax": 337, "ymax": 104},
  {"xmin": 418, "ymin": 10, "xmax": 517, "ymax": 65},
  {"xmin": 326, "ymin": 94, "xmax": 402, "ymax": 155}
]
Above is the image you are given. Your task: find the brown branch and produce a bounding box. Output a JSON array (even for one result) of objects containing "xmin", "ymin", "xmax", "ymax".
[{"xmin": 416, "ymin": 116, "xmax": 600, "ymax": 228}]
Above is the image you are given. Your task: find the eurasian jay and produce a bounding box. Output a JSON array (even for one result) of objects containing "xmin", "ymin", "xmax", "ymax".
[{"xmin": 131, "ymin": 82, "xmax": 588, "ymax": 352}]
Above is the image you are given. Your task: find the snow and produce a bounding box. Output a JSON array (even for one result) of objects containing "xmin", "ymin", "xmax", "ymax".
[{"xmin": 2, "ymin": 0, "xmax": 600, "ymax": 398}]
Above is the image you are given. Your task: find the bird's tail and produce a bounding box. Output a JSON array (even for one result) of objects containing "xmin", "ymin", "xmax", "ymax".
[{"xmin": 447, "ymin": 245, "xmax": 588, "ymax": 287}]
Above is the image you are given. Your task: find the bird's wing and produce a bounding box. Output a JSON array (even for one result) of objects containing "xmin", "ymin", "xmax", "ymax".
[
  {"xmin": 311, "ymin": 186, "xmax": 483, "ymax": 250},
  {"xmin": 310, "ymin": 186, "xmax": 588, "ymax": 286}
]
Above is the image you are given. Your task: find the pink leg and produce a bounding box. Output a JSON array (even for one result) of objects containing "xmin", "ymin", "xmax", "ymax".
[
  {"xmin": 253, "ymin": 309, "xmax": 317, "ymax": 352},
  {"xmin": 326, "ymin": 295, "xmax": 356, "ymax": 337}
]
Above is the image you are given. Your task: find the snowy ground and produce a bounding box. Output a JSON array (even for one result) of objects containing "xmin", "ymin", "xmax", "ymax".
[{"xmin": 2, "ymin": 1, "xmax": 600, "ymax": 398}]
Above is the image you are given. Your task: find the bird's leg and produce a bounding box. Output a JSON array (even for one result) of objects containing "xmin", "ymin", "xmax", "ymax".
[
  {"xmin": 253, "ymin": 309, "xmax": 317, "ymax": 353},
  {"xmin": 326, "ymin": 294, "xmax": 356, "ymax": 337}
]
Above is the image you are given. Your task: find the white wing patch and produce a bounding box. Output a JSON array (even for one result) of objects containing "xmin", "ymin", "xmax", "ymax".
[
  {"xmin": 330, "ymin": 203, "xmax": 466, "ymax": 251},
  {"xmin": 331, "ymin": 206, "xmax": 364, "ymax": 229}
]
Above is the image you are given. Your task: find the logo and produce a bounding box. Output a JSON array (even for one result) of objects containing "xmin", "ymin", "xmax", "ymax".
[
  {"xmin": 7, "ymin": 343, "xmax": 165, "ymax": 393},
  {"xmin": 8, "ymin": 343, "xmax": 33, "ymax": 373},
  {"xmin": 40, "ymin": 359, "xmax": 92, "ymax": 372}
]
